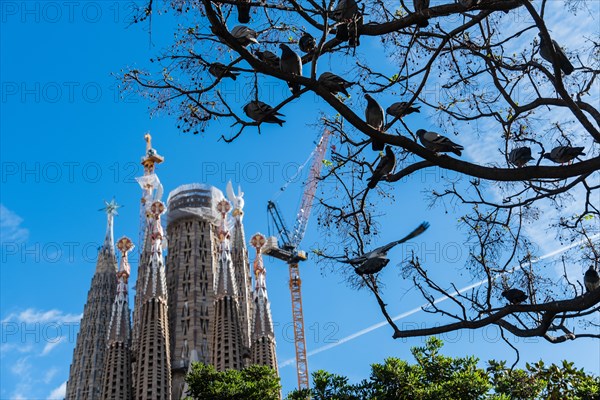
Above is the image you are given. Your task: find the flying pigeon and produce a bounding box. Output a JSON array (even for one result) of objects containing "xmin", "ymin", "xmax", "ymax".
[
  {"xmin": 416, "ymin": 129, "xmax": 464, "ymax": 156},
  {"xmin": 538, "ymin": 34, "xmax": 574, "ymax": 75},
  {"xmin": 508, "ymin": 147, "xmax": 534, "ymax": 167},
  {"xmin": 355, "ymin": 256, "xmax": 390, "ymax": 275},
  {"xmin": 386, "ymin": 102, "xmax": 421, "ymax": 119},
  {"xmin": 347, "ymin": 222, "xmax": 430, "ymax": 265},
  {"xmin": 365, "ymin": 94, "xmax": 385, "ymax": 151},
  {"xmin": 255, "ymin": 50, "xmax": 280, "ymax": 68},
  {"xmin": 318, "ymin": 72, "xmax": 355, "ymax": 97},
  {"xmin": 299, "ymin": 33, "xmax": 316, "ymax": 53},
  {"xmin": 331, "ymin": 0, "xmax": 359, "ymax": 22},
  {"xmin": 542, "ymin": 146, "xmax": 585, "ymax": 164},
  {"xmin": 584, "ymin": 266, "xmax": 600, "ymax": 292},
  {"xmin": 367, "ymin": 146, "xmax": 396, "ymax": 189},
  {"xmin": 279, "ymin": 44, "xmax": 303, "ymax": 95},
  {"xmin": 208, "ymin": 63, "xmax": 239, "ymax": 80},
  {"xmin": 231, "ymin": 25, "xmax": 259, "ymax": 47},
  {"xmin": 414, "ymin": 0, "xmax": 430, "ymax": 28},
  {"xmin": 236, "ymin": 0, "xmax": 251, "ymax": 23},
  {"xmin": 243, "ymin": 101, "xmax": 285, "ymax": 126},
  {"xmin": 502, "ymin": 288, "xmax": 528, "ymax": 305}
]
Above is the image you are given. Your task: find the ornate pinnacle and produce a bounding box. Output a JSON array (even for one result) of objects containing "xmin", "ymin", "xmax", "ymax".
[
  {"xmin": 250, "ymin": 233, "xmax": 267, "ymax": 281},
  {"xmin": 116, "ymin": 236, "xmax": 134, "ymax": 283},
  {"xmin": 141, "ymin": 133, "xmax": 164, "ymax": 175},
  {"xmin": 149, "ymin": 201, "xmax": 166, "ymax": 240},
  {"xmin": 99, "ymin": 199, "xmax": 120, "ymax": 251},
  {"xmin": 216, "ymin": 199, "xmax": 232, "ymax": 242}
]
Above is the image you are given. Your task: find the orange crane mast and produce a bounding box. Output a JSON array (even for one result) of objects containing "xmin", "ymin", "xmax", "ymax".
[{"xmin": 263, "ymin": 130, "xmax": 332, "ymax": 390}]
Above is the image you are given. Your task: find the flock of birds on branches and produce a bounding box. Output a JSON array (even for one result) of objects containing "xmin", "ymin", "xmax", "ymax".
[{"xmin": 202, "ymin": 0, "xmax": 598, "ymax": 303}]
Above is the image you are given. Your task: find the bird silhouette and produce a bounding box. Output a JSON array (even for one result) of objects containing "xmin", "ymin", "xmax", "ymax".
[
  {"xmin": 539, "ymin": 33, "xmax": 574, "ymax": 75},
  {"xmin": 542, "ymin": 146, "xmax": 585, "ymax": 164},
  {"xmin": 386, "ymin": 102, "xmax": 421, "ymax": 119},
  {"xmin": 231, "ymin": 25, "xmax": 259, "ymax": 47},
  {"xmin": 279, "ymin": 44, "xmax": 303, "ymax": 95},
  {"xmin": 416, "ymin": 129, "xmax": 464, "ymax": 156},
  {"xmin": 584, "ymin": 266, "xmax": 600, "ymax": 292},
  {"xmin": 208, "ymin": 63, "xmax": 239, "ymax": 80},
  {"xmin": 365, "ymin": 94, "xmax": 385, "ymax": 150},
  {"xmin": 508, "ymin": 147, "xmax": 534, "ymax": 167},
  {"xmin": 347, "ymin": 222, "xmax": 430, "ymax": 266},
  {"xmin": 502, "ymin": 288, "xmax": 528, "ymax": 305},
  {"xmin": 367, "ymin": 146, "xmax": 396, "ymax": 189},
  {"xmin": 299, "ymin": 33, "xmax": 316, "ymax": 53},
  {"xmin": 318, "ymin": 72, "xmax": 355, "ymax": 97},
  {"xmin": 243, "ymin": 101, "xmax": 285, "ymax": 126}
]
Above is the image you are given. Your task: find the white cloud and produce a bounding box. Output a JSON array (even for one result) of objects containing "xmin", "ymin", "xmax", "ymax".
[
  {"xmin": 46, "ymin": 381, "xmax": 66, "ymax": 400},
  {"xmin": 0, "ymin": 204, "xmax": 29, "ymax": 243},
  {"xmin": 43, "ymin": 368, "xmax": 59, "ymax": 384},
  {"xmin": 41, "ymin": 338, "xmax": 65, "ymax": 356},
  {"xmin": 10, "ymin": 357, "xmax": 31, "ymax": 375},
  {"xmin": 2, "ymin": 308, "xmax": 82, "ymax": 324}
]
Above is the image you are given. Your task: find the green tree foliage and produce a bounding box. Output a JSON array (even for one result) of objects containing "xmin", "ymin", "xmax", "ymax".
[
  {"xmin": 286, "ymin": 338, "xmax": 599, "ymax": 400},
  {"xmin": 184, "ymin": 363, "xmax": 281, "ymax": 400}
]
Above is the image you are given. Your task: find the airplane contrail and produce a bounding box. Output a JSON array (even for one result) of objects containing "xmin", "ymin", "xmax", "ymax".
[{"xmin": 280, "ymin": 234, "xmax": 599, "ymax": 367}]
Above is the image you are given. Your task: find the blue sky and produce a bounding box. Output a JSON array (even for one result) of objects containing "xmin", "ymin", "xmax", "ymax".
[{"xmin": 1, "ymin": 1, "xmax": 599, "ymax": 399}]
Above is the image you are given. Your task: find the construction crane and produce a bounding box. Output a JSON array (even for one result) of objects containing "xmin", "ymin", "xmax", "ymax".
[{"xmin": 263, "ymin": 130, "xmax": 332, "ymax": 390}]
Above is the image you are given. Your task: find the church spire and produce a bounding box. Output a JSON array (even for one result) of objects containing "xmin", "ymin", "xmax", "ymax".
[
  {"xmin": 211, "ymin": 199, "xmax": 245, "ymax": 371},
  {"xmin": 250, "ymin": 233, "xmax": 278, "ymax": 372},
  {"xmin": 101, "ymin": 237, "xmax": 133, "ymax": 400},
  {"xmin": 100, "ymin": 199, "xmax": 120, "ymax": 253},
  {"xmin": 133, "ymin": 200, "xmax": 172, "ymax": 400},
  {"xmin": 66, "ymin": 202, "xmax": 119, "ymax": 400},
  {"xmin": 227, "ymin": 181, "xmax": 253, "ymax": 359}
]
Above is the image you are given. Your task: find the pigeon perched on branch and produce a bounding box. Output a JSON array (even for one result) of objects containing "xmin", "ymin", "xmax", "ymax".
[
  {"xmin": 279, "ymin": 44, "xmax": 303, "ymax": 95},
  {"xmin": 243, "ymin": 101, "xmax": 285, "ymax": 126},
  {"xmin": 386, "ymin": 102, "xmax": 421, "ymax": 119},
  {"xmin": 331, "ymin": 0, "xmax": 359, "ymax": 22},
  {"xmin": 538, "ymin": 33, "xmax": 574, "ymax": 75},
  {"xmin": 502, "ymin": 288, "xmax": 527, "ymax": 305},
  {"xmin": 416, "ymin": 129, "xmax": 464, "ymax": 156},
  {"xmin": 318, "ymin": 72, "xmax": 355, "ymax": 97},
  {"xmin": 255, "ymin": 50, "xmax": 280, "ymax": 68},
  {"xmin": 208, "ymin": 63, "xmax": 239, "ymax": 80},
  {"xmin": 414, "ymin": 0, "xmax": 430, "ymax": 27},
  {"xmin": 299, "ymin": 32, "xmax": 316, "ymax": 53},
  {"xmin": 542, "ymin": 146, "xmax": 585, "ymax": 164},
  {"xmin": 231, "ymin": 25, "xmax": 259, "ymax": 47},
  {"xmin": 347, "ymin": 222, "xmax": 430, "ymax": 266},
  {"xmin": 508, "ymin": 147, "xmax": 534, "ymax": 167},
  {"xmin": 584, "ymin": 266, "xmax": 600, "ymax": 292},
  {"xmin": 367, "ymin": 146, "xmax": 396, "ymax": 189},
  {"xmin": 236, "ymin": 0, "xmax": 251, "ymax": 23},
  {"xmin": 365, "ymin": 94, "xmax": 385, "ymax": 151}
]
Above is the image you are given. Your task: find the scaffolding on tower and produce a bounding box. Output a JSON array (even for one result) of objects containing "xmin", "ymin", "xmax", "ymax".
[{"xmin": 263, "ymin": 130, "xmax": 332, "ymax": 390}]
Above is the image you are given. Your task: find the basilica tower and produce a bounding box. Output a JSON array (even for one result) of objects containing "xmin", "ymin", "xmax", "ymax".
[
  {"xmin": 133, "ymin": 200, "xmax": 172, "ymax": 399},
  {"xmin": 249, "ymin": 234, "xmax": 278, "ymax": 371},
  {"xmin": 66, "ymin": 201, "xmax": 119, "ymax": 400},
  {"xmin": 101, "ymin": 237, "xmax": 134, "ymax": 400},
  {"xmin": 210, "ymin": 199, "xmax": 245, "ymax": 371}
]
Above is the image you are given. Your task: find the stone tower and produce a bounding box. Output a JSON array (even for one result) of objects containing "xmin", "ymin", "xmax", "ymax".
[
  {"xmin": 131, "ymin": 133, "xmax": 164, "ymax": 385},
  {"xmin": 101, "ymin": 237, "xmax": 134, "ymax": 400},
  {"xmin": 66, "ymin": 201, "xmax": 119, "ymax": 400},
  {"xmin": 227, "ymin": 182, "xmax": 253, "ymax": 363},
  {"xmin": 249, "ymin": 234, "xmax": 278, "ymax": 371},
  {"xmin": 133, "ymin": 200, "xmax": 172, "ymax": 399},
  {"xmin": 165, "ymin": 184, "xmax": 224, "ymax": 399},
  {"xmin": 211, "ymin": 199, "xmax": 245, "ymax": 371}
]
